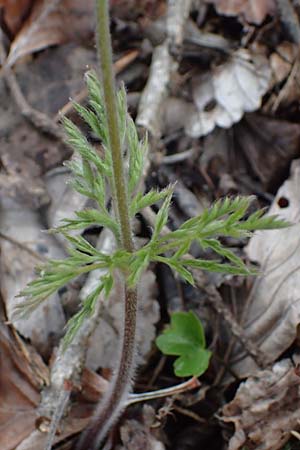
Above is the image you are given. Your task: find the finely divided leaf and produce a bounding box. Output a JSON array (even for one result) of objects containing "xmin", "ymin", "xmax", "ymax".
[
  {"xmin": 127, "ymin": 116, "xmax": 147, "ymax": 194},
  {"xmin": 130, "ymin": 188, "xmax": 172, "ymax": 217},
  {"xmin": 56, "ymin": 209, "xmax": 119, "ymax": 236},
  {"xmin": 63, "ymin": 283, "xmax": 105, "ymax": 348},
  {"xmin": 156, "ymin": 311, "xmax": 211, "ymax": 377},
  {"xmin": 151, "ymin": 186, "xmax": 174, "ymax": 241}
]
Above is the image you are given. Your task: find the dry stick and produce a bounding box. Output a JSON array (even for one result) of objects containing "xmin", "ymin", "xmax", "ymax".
[
  {"xmin": 3, "ymin": 67, "xmax": 65, "ymax": 140},
  {"xmin": 77, "ymin": 1, "xmax": 137, "ymax": 448},
  {"xmin": 0, "ymin": 39, "xmax": 63, "ymax": 141},
  {"xmin": 137, "ymin": 0, "xmax": 192, "ymax": 136},
  {"xmin": 0, "ymin": 231, "xmax": 48, "ymax": 262},
  {"xmin": 0, "ymin": 31, "xmax": 60, "ymax": 141}
]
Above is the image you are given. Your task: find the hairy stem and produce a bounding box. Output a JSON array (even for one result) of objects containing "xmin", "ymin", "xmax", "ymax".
[
  {"xmin": 77, "ymin": 287, "xmax": 137, "ymax": 449},
  {"xmin": 77, "ymin": 1, "xmax": 138, "ymax": 448},
  {"xmin": 95, "ymin": 0, "xmax": 133, "ymax": 252}
]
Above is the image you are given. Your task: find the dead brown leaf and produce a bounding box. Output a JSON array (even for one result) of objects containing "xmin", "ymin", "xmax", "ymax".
[
  {"xmin": 0, "ymin": 196, "xmax": 66, "ymax": 359},
  {"xmin": 5, "ymin": 0, "xmax": 94, "ymax": 67},
  {"xmin": 0, "ymin": 0, "xmax": 33, "ymax": 35},
  {"xmin": 234, "ymin": 114, "xmax": 300, "ymax": 190},
  {"xmin": 222, "ymin": 359, "xmax": 300, "ymax": 450},
  {"xmin": 0, "ymin": 321, "xmax": 48, "ymax": 450},
  {"xmin": 231, "ymin": 159, "xmax": 300, "ymax": 377},
  {"xmin": 204, "ymin": 0, "xmax": 275, "ymax": 25}
]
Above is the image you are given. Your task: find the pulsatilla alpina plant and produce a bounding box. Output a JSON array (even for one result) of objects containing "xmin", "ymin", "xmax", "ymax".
[
  {"xmin": 15, "ymin": 66, "xmax": 289, "ymax": 450},
  {"xmin": 15, "ymin": 1, "xmax": 290, "ymax": 449},
  {"xmin": 17, "ymin": 70, "xmax": 287, "ymax": 353},
  {"xmin": 16, "ymin": 70, "xmax": 288, "ymax": 346}
]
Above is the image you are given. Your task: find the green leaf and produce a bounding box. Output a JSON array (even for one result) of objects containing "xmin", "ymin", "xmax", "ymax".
[
  {"xmin": 151, "ymin": 186, "xmax": 174, "ymax": 241},
  {"xmin": 127, "ymin": 250, "xmax": 150, "ymax": 287},
  {"xmin": 162, "ymin": 258, "xmax": 195, "ymax": 285},
  {"xmin": 117, "ymin": 84, "xmax": 127, "ymax": 145},
  {"xmin": 181, "ymin": 258, "xmax": 253, "ymax": 276},
  {"xmin": 130, "ymin": 188, "xmax": 172, "ymax": 217},
  {"xmin": 156, "ymin": 311, "xmax": 211, "ymax": 377},
  {"xmin": 102, "ymin": 273, "xmax": 114, "ymax": 298},
  {"xmin": 63, "ymin": 117, "xmax": 109, "ymax": 176},
  {"xmin": 127, "ymin": 116, "xmax": 147, "ymax": 194},
  {"xmin": 200, "ymin": 238, "xmax": 245, "ymax": 269},
  {"xmin": 63, "ymin": 283, "xmax": 104, "ymax": 348},
  {"xmin": 174, "ymin": 348, "xmax": 211, "ymax": 377},
  {"xmin": 240, "ymin": 210, "xmax": 290, "ymax": 231},
  {"xmin": 56, "ymin": 209, "xmax": 119, "ymax": 236},
  {"xmin": 73, "ymin": 101, "xmax": 108, "ymax": 145}
]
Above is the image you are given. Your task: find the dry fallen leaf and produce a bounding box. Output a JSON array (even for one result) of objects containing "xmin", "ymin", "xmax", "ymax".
[
  {"xmin": 222, "ymin": 359, "xmax": 300, "ymax": 450},
  {"xmin": 231, "ymin": 159, "xmax": 300, "ymax": 377},
  {"xmin": 0, "ymin": 321, "xmax": 48, "ymax": 450},
  {"xmin": 0, "ymin": 197, "xmax": 66, "ymax": 359},
  {"xmin": 0, "ymin": 0, "xmax": 33, "ymax": 35},
  {"xmin": 5, "ymin": 0, "xmax": 94, "ymax": 67},
  {"xmin": 234, "ymin": 114, "xmax": 300, "ymax": 190},
  {"xmin": 185, "ymin": 49, "xmax": 271, "ymax": 138},
  {"xmin": 204, "ymin": 0, "xmax": 275, "ymax": 25}
]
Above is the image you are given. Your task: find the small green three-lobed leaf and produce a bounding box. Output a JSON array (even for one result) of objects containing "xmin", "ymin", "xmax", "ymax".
[{"xmin": 156, "ymin": 311, "xmax": 212, "ymax": 377}]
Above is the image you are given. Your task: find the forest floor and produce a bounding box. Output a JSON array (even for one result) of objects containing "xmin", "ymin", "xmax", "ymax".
[{"xmin": 1, "ymin": 1, "xmax": 300, "ymax": 449}]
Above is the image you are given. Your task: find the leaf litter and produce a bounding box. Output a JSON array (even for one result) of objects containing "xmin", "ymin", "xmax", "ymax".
[
  {"xmin": 1, "ymin": 0, "xmax": 300, "ymax": 449},
  {"xmin": 231, "ymin": 159, "xmax": 300, "ymax": 378}
]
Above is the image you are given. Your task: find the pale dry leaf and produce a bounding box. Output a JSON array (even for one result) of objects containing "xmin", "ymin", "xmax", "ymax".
[
  {"xmin": 185, "ymin": 49, "xmax": 271, "ymax": 138},
  {"xmin": 204, "ymin": 0, "xmax": 275, "ymax": 25},
  {"xmin": 234, "ymin": 114, "xmax": 300, "ymax": 190},
  {"xmin": 231, "ymin": 159, "xmax": 300, "ymax": 377},
  {"xmin": 222, "ymin": 359, "xmax": 300, "ymax": 450},
  {"xmin": 5, "ymin": 0, "xmax": 94, "ymax": 67},
  {"xmin": 0, "ymin": 197, "xmax": 66, "ymax": 359}
]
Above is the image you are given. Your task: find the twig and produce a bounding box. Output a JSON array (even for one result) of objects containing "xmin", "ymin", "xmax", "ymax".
[
  {"xmin": 127, "ymin": 377, "xmax": 200, "ymax": 405},
  {"xmin": 44, "ymin": 389, "xmax": 70, "ymax": 450},
  {"xmin": 137, "ymin": 0, "xmax": 192, "ymax": 137},
  {"xmin": 0, "ymin": 30, "xmax": 64, "ymax": 141},
  {"xmin": 173, "ymin": 405, "xmax": 207, "ymax": 424},
  {"xmin": 2, "ymin": 65, "xmax": 64, "ymax": 140},
  {"xmin": 0, "ymin": 231, "xmax": 48, "ymax": 262},
  {"xmin": 162, "ymin": 148, "xmax": 195, "ymax": 164}
]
